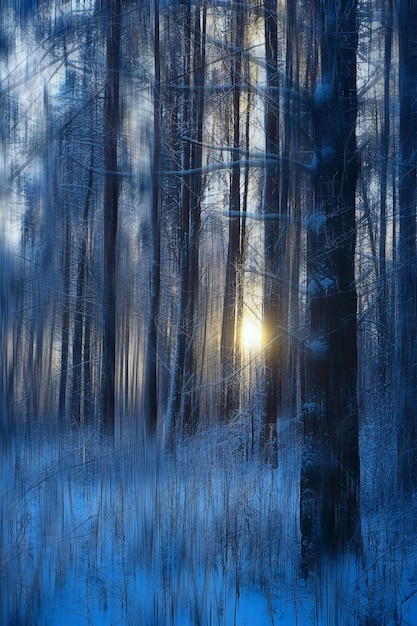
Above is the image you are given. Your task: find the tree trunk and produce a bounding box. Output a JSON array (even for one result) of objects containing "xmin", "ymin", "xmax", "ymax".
[
  {"xmin": 58, "ymin": 217, "xmax": 71, "ymax": 418},
  {"xmin": 145, "ymin": 0, "xmax": 162, "ymax": 435},
  {"xmin": 71, "ymin": 147, "xmax": 94, "ymax": 425},
  {"xmin": 220, "ymin": 1, "xmax": 245, "ymax": 418},
  {"xmin": 167, "ymin": 0, "xmax": 193, "ymax": 433},
  {"xmin": 182, "ymin": 0, "xmax": 206, "ymax": 428},
  {"xmin": 376, "ymin": 0, "xmax": 393, "ymax": 391},
  {"xmin": 101, "ymin": 0, "xmax": 120, "ymax": 435},
  {"xmin": 263, "ymin": 0, "xmax": 283, "ymax": 464},
  {"xmin": 300, "ymin": 0, "xmax": 361, "ymax": 572},
  {"xmin": 167, "ymin": 0, "xmax": 206, "ymax": 434},
  {"xmin": 397, "ymin": 0, "xmax": 417, "ymax": 493}
]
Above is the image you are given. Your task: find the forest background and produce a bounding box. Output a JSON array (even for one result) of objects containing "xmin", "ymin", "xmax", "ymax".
[{"xmin": 2, "ymin": 0, "xmax": 417, "ymax": 624}]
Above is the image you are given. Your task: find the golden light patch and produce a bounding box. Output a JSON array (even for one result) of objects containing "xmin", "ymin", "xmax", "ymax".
[{"xmin": 241, "ymin": 316, "xmax": 263, "ymax": 353}]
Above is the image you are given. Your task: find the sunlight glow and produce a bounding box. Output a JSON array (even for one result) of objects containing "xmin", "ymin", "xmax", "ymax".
[{"xmin": 241, "ymin": 316, "xmax": 263, "ymax": 353}]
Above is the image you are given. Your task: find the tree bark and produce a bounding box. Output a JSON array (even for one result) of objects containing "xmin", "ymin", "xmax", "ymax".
[
  {"xmin": 397, "ymin": 0, "xmax": 417, "ymax": 493},
  {"xmin": 71, "ymin": 147, "xmax": 94, "ymax": 425},
  {"xmin": 220, "ymin": 1, "xmax": 245, "ymax": 418},
  {"xmin": 300, "ymin": 0, "xmax": 361, "ymax": 572},
  {"xmin": 58, "ymin": 217, "xmax": 71, "ymax": 418},
  {"xmin": 101, "ymin": 0, "xmax": 120, "ymax": 435},
  {"xmin": 263, "ymin": 0, "xmax": 283, "ymax": 464},
  {"xmin": 145, "ymin": 0, "xmax": 162, "ymax": 435},
  {"xmin": 167, "ymin": 1, "xmax": 206, "ymax": 434},
  {"xmin": 377, "ymin": 0, "xmax": 393, "ymax": 390}
]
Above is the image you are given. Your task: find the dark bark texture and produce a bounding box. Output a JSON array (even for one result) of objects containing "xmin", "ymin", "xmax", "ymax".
[
  {"xmin": 397, "ymin": 0, "xmax": 417, "ymax": 493},
  {"xmin": 300, "ymin": 0, "xmax": 361, "ymax": 571},
  {"xmin": 102, "ymin": 0, "xmax": 120, "ymax": 434}
]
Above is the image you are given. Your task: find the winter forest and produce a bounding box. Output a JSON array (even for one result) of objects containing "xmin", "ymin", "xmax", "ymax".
[{"xmin": 2, "ymin": 0, "xmax": 417, "ymax": 624}]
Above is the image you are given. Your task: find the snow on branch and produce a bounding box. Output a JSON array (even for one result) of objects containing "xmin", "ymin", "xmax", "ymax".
[
  {"xmin": 223, "ymin": 211, "xmax": 306, "ymax": 225},
  {"xmin": 164, "ymin": 155, "xmax": 311, "ymax": 178}
]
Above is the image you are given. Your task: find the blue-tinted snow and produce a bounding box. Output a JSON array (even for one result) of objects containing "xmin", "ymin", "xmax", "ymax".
[{"xmin": 2, "ymin": 420, "xmax": 417, "ymax": 625}]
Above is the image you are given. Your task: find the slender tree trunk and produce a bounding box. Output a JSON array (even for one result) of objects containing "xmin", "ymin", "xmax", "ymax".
[
  {"xmin": 284, "ymin": 0, "xmax": 299, "ymax": 414},
  {"xmin": 397, "ymin": 0, "xmax": 417, "ymax": 492},
  {"xmin": 59, "ymin": 217, "xmax": 71, "ymax": 418},
  {"xmin": 221, "ymin": 1, "xmax": 244, "ymax": 418},
  {"xmin": 236, "ymin": 81, "xmax": 251, "ymax": 336},
  {"xmin": 101, "ymin": 0, "xmax": 121, "ymax": 435},
  {"xmin": 0, "ymin": 242, "xmax": 12, "ymax": 439},
  {"xmin": 83, "ymin": 274, "xmax": 92, "ymax": 421},
  {"xmin": 377, "ymin": 0, "xmax": 393, "ymax": 391},
  {"xmin": 263, "ymin": 0, "xmax": 283, "ymax": 464},
  {"xmin": 145, "ymin": 0, "xmax": 162, "ymax": 435},
  {"xmin": 71, "ymin": 147, "xmax": 94, "ymax": 425},
  {"xmin": 182, "ymin": 0, "xmax": 206, "ymax": 428}
]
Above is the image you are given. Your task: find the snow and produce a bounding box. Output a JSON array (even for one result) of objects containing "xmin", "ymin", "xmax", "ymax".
[
  {"xmin": 307, "ymin": 212, "xmax": 326, "ymax": 235},
  {"xmin": 2, "ymin": 421, "xmax": 417, "ymax": 625},
  {"xmin": 307, "ymin": 339, "xmax": 328, "ymax": 356},
  {"xmin": 303, "ymin": 402, "xmax": 321, "ymax": 416},
  {"xmin": 313, "ymin": 82, "xmax": 333, "ymax": 109},
  {"xmin": 319, "ymin": 147, "xmax": 337, "ymax": 162},
  {"xmin": 307, "ymin": 276, "xmax": 337, "ymax": 296}
]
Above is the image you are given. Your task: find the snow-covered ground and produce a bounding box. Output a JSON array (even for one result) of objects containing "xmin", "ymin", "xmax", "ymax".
[{"xmin": 2, "ymin": 418, "xmax": 417, "ymax": 625}]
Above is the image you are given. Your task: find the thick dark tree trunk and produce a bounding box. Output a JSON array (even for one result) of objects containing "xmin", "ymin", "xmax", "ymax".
[
  {"xmin": 101, "ymin": 0, "xmax": 120, "ymax": 435},
  {"xmin": 168, "ymin": 1, "xmax": 206, "ymax": 434},
  {"xmin": 300, "ymin": 0, "xmax": 361, "ymax": 572}
]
